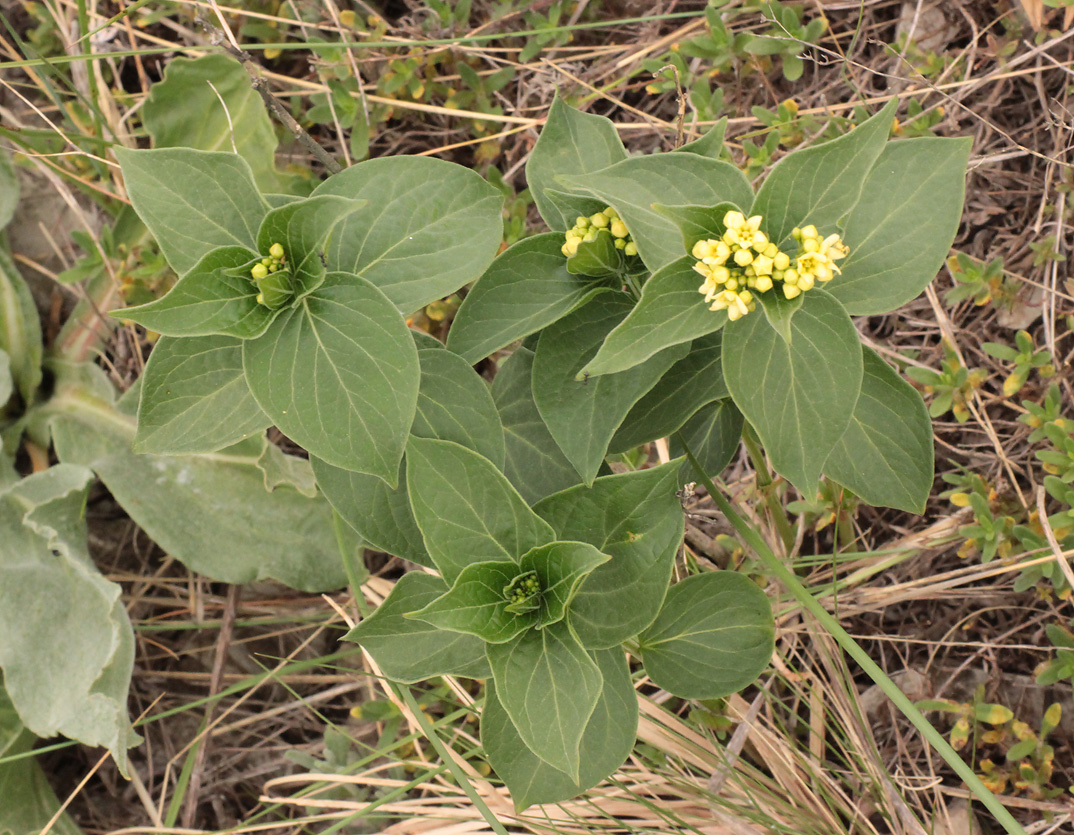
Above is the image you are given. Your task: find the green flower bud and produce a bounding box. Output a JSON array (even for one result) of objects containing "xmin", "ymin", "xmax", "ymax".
[
  {"xmin": 623, "ymin": 242, "xmax": 638, "ymax": 257},
  {"xmin": 251, "ymin": 262, "xmax": 269, "ymax": 280},
  {"xmin": 269, "ymin": 242, "xmax": 285, "ymax": 260}
]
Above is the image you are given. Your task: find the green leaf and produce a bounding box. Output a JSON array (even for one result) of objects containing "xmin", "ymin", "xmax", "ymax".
[
  {"xmin": 114, "ymin": 147, "xmax": 269, "ymax": 276},
  {"xmin": 533, "ymin": 295, "xmax": 688, "ymax": 483},
  {"xmin": 535, "ymin": 460, "xmax": 684, "ymax": 648},
  {"xmin": 675, "ymin": 118, "xmax": 727, "ymax": 159},
  {"xmin": 823, "ymin": 347, "xmax": 933, "ymax": 513},
  {"xmin": 0, "ymin": 688, "xmax": 85, "ymax": 835},
  {"xmin": 650, "ymin": 200, "xmax": 742, "ymax": 256},
  {"xmin": 255, "ymin": 195, "xmax": 366, "ymax": 299},
  {"xmin": 243, "ymin": 273, "xmax": 419, "ymax": 484},
  {"xmin": 526, "ymin": 93, "xmax": 628, "ymax": 231},
  {"xmin": 0, "ymin": 246, "xmax": 42, "ymax": 406},
  {"xmin": 50, "ymin": 365, "xmax": 348, "ymax": 591},
  {"xmin": 117, "ymin": 246, "xmax": 274, "ymax": 338},
  {"xmin": 824, "ymin": 137, "xmax": 972, "ymax": 315},
  {"xmin": 610, "ymin": 331, "xmax": 728, "ymax": 452},
  {"xmin": 722, "ymin": 291, "xmax": 862, "ymax": 497},
  {"xmin": 565, "ymin": 229, "xmax": 625, "ymax": 278},
  {"xmin": 134, "ymin": 335, "xmax": 270, "ymax": 454},
  {"xmin": 564, "ymin": 154, "xmax": 754, "ymax": 272},
  {"xmin": 755, "ymin": 281, "xmax": 804, "ymax": 344},
  {"xmin": 638, "ymin": 572, "xmax": 774, "ymax": 700},
  {"xmin": 410, "ymin": 347, "xmax": 505, "ymax": 469},
  {"xmin": 520, "ymin": 541, "xmax": 610, "ymax": 629},
  {"xmin": 0, "ymin": 147, "xmax": 17, "ymax": 230},
  {"xmin": 582, "ymin": 257, "xmax": 726, "ymax": 378},
  {"xmin": 749, "ymin": 99, "xmax": 896, "ymax": 246},
  {"xmin": 313, "ymin": 157, "xmax": 503, "ymax": 312},
  {"xmin": 491, "ymin": 348, "xmax": 583, "ymax": 505},
  {"xmin": 0, "ymin": 465, "xmax": 138, "ymax": 775},
  {"xmin": 408, "ymin": 560, "xmax": 536, "ymax": 643},
  {"xmin": 485, "ymin": 619, "xmax": 603, "ymax": 780},
  {"xmin": 447, "ymin": 234, "xmax": 611, "ymax": 364},
  {"xmin": 483, "ymin": 647, "xmax": 636, "ymax": 811},
  {"xmin": 406, "ymin": 437, "xmax": 555, "ymax": 584},
  {"xmin": 311, "ymin": 345, "xmax": 502, "ymax": 566},
  {"xmin": 142, "ymin": 53, "xmax": 293, "ymax": 192},
  {"xmin": 345, "ymin": 572, "xmax": 490, "ymax": 683},
  {"xmin": 670, "ymin": 398, "xmax": 744, "ymax": 483}
]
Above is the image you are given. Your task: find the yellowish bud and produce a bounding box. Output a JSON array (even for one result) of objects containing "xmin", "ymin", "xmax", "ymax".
[
  {"xmin": 734, "ymin": 248, "xmax": 753, "ymax": 267},
  {"xmin": 610, "ymin": 220, "xmax": 629, "ymax": 239},
  {"xmin": 269, "ymin": 242, "xmax": 285, "ymax": 260},
  {"xmin": 784, "ymin": 283, "xmax": 802, "ymax": 300},
  {"xmin": 251, "ymin": 263, "xmax": 269, "ymax": 280},
  {"xmin": 590, "ymin": 213, "xmax": 609, "ymax": 228},
  {"xmin": 754, "ymin": 275, "xmax": 773, "ymax": 292},
  {"xmin": 624, "ymin": 242, "xmax": 638, "ymax": 256}
]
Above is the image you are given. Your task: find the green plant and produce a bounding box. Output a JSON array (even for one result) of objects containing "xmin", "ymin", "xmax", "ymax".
[
  {"xmin": 906, "ymin": 341, "xmax": 987, "ymax": 422},
  {"xmin": 944, "ymin": 252, "xmax": 1018, "ymax": 308},
  {"xmin": 5, "ymin": 65, "xmax": 1020, "ymax": 826},
  {"xmin": 983, "ymin": 330, "xmax": 1054, "ymax": 397}
]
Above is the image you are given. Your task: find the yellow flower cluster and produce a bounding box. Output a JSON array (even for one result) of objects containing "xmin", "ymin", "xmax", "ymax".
[
  {"xmin": 251, "ymin": 242, "xmax": 286, "ymax": 281},
  {"xmin": 692, "ymin": 211, "xmax": 848, "ymax": 321},
  {"xmin": 251, "ymin": 242, "xmax": 291, "ymax": 309},
  {"xmin": 562, "ymin": 207, "xmax": 638, "ymax": 258}
]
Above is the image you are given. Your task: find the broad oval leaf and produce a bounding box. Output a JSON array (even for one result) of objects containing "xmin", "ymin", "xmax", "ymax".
[
  {"xmin": 0, "ymin": 687, "xmax": 86, "ymax": 835},
  {"xmin": 824, "ymin": 137, "xmax": 972, "ymax": 315},
  {"xmin": 135, "ymin": 334, "xmax": 270, "ymax": 454},
  {"xmin": 142, "ymin": 54, "xmax": 293, "ymax": 192},
  {"xmin": 483, "ymin": 647, "xmax": 636, "ymax": 811},
  {"xmin": 638, "ymin": 572, "xmax": 774, "ymax": 700},
  {"xmin": 117, "ymin": 246, "xmax": 272, "ymax": 338},
  {"xmin": 114, "ymin": 147, "xmax": 269, "ymax": 276},
  {"xmin": 722, "ymin": 290, "xmax": 862, "ymax": 498},
  {"xmin": 610, "ymin": 331, "xmax": 728, "ymax": 452},
  {"xmin": 345, "ymin": 572, "xmax": 490, "ymax": 683},
  {"xmin": 313, "ymin": 156, "xmax": 503, "ymax": 312},
  {"xmin": 749, "ymin": 99, "xmax": 896, "ymax": 246},
  {"xmin": 526, "ymin": 94, "xmax": 628, "ymax": 231},
  {"xmin": 565, "ymin": 154, "xmax": 754, "ymax": 272},
  {"xmin": 491, "ymin": 348, "xmax": 583, "ymax": 505},
  {"xmin": 533, "ymin": 294, "xmax": 688, "ymax": 483},
  {"xmin": 0, "ymin": 465, "xmax": 138, "ymax": 775},
  {"xmin": 406, "ymin": 437, "xmax": 555, "ymax": 584},
  {"xmin": 824, "ymin": 347, "xmax": 934, "ymax": 513},
  {"xmin": 243, "ymin": 272, "xmax": 419, "ymax": 484},
  {"xmin": 311, "ymin": 345, "xmax": 503, "ymax": 565},
  {"xmin": 447, "ymin": 234, "xmax": 612, "ymax": 364},
  {"xmin": 535, "ymin": 460, "xmax": 685, "ymax": 648},
  {"xmin": 485, "ymin": 619, "xmax": 603, "ymax": 781},
  {"xmin": 582, "ymin": 257, "xmax": 726, "ymax": 378}
]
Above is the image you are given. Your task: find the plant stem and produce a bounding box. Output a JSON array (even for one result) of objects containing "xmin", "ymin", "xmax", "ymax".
[
  {"xmin": 740, "ymin": 422, "xmax": 795, "ymax": 550},
  {"xmin": 675, "ymin": 433, "xmax": 1027, "ymax": 835}
]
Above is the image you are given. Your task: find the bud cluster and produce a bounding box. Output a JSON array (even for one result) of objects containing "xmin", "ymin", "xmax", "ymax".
[
  {"xmin": 692, "ymin": 211, "xmax": 849, "ymax": 321},
  {"xmin": 250, "ymin": 242, "xmax": 292, "ymax": 309},
  {"xmin": 562, "ymin": 206, "xmax": 638, "ymax": 258},
  {"xmin": 504, "ymin": 572, "xmax": 541, "ymax": 606}
]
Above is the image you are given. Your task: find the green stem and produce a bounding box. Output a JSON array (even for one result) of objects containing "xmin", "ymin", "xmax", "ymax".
[
  {"xmin": 675, "ymin": 433, "xmax": 1027, "ymax": 835},
  {"xmin": 740, "ymin": 422, "xmax": 795, "ymax": 550},
  {"xmin": 395, "ymin": 686, "xmax": 511, "ymax": 835}
]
